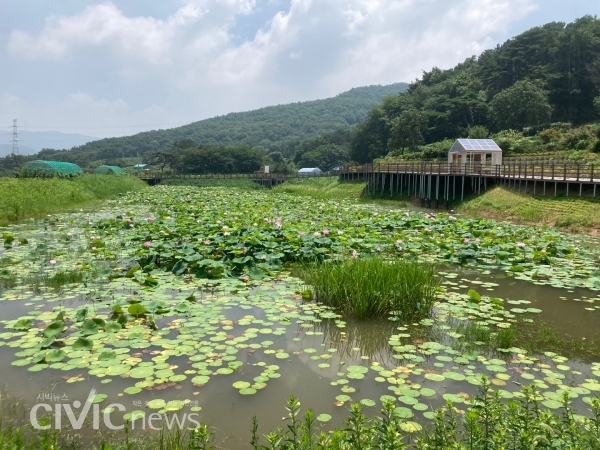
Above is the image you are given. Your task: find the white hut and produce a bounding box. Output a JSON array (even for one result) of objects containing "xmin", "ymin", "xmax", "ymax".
[
  {"xmin": 297, "ymin": 167, "xmax": 322, "ymax": 177},
  {"xmin": 448, "ymin": 139, "xmax": 502, "ymax": 168}
]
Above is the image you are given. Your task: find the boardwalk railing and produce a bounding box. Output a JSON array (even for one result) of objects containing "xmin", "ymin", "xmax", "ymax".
[
  {"xmin": 137, "ymin": 162, "xmax": 600, "ymax": 184},
  {"xmin": 341, "ymin": 162, "xmax": 599, "ymax": 183}
]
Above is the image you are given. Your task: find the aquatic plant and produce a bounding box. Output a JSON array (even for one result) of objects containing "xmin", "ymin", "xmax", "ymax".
[
  {"xmin": 297, "ymin": 257, "xmax": 439, "ymax": 320},
  {"xmin": 248, "ymin": 380, "xmax": 600, "ymax": 450}
]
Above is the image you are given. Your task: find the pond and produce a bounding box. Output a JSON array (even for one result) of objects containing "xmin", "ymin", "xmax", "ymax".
[{"xmin": 0, "ymin": 186, "xmax": 599, "ymax": 448}]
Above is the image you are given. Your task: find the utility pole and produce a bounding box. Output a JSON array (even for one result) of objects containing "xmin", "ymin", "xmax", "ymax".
[{"xmin": 12, "ymin": 119, "xmax": 19, "ymax": 155}]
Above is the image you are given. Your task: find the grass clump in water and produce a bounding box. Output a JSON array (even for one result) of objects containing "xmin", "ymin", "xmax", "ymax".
[{"xmin": 297, "ymin": 257, "xmax": 439, "ymax": 320}]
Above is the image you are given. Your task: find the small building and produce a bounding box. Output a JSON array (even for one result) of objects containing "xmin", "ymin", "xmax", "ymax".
[
  {"xmin": 92, "ymin": 165, "xmax": 125, "ymax": 175},
  {"xmin": 133, "ymin": 164, "xmax": 149, "ymax": 170},
  {"xmin": 297, "ymin": 167, "xmax": 322, "ymax": 177},
  {"xmin": 19, "ymin": 160, "xmax": 83, "ymax": 178},
  {"xmin": 448, "ymin": 139, "xmax": 502, "ymax": 167}
]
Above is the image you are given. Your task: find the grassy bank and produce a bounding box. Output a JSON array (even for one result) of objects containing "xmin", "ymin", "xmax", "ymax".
[
  {"xmin": 0, "ymin": 175, "xmax": 147, "ymax": 223},
  {"xmin": 457, "ymin": 186, "xmax": 600, "ymax": 232},
  {"xmin": 160, "ymin": 177, "xmax": 261, "ymax": 189},
  {"xmin": 273, "ymin": 178, "xmax": 366, "ymax": 199}
]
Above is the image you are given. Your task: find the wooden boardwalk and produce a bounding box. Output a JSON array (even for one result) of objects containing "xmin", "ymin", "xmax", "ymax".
[
  {"xmin": 341, "ymin": 162, "xmax": 600, "ymax": 205},
  {"xmin": 138, "ymin": 161, "xmax": 600, "ymax": 204}
]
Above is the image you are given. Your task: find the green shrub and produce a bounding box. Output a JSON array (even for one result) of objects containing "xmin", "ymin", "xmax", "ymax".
[{"xmin": 297, "ymin": 257, "xmax": 439, "ymax": 320}]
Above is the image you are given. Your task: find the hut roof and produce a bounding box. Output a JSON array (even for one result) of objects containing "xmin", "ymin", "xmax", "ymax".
[{"xmin": 449, "ymin": 139, "xmax": 502, "ymax": 153}]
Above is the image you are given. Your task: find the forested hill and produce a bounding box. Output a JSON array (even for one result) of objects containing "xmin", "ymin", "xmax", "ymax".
[
  {"xmin": 351, "ymin": 16, "xmax": 600, "ymax": 162},
  {"xmin": 35, "ymin": 83, "xmax": 407, "ymax": 166}
]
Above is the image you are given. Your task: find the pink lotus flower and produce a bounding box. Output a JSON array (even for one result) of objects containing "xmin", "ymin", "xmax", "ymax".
[
  {"xmin": 475, "ymin": 238, "xmax": 480, "ymax": 242},
  {"xmin": 204, "ymin": 240, "xmax": 210, "ymax": 245},
  {"xmin": 66, "ymin": 232, "xmax": 73, "ymax": 237},
  {"xmin": 396, "ymin": 239, "xmax": 403, "ymax": 244},
  {"xmin": 144, "ymin": 241, "xmax": 152, "ymax": 248},
  {"xmin": 376, "ymin": 247, "xmax": 381, "ymax": 252},
  {"xmin": 242, "ymin": 275, "xmax": 249, "ymax": 281},
  {"xmin": 49, "ymin": 259, "xmax": 57, "ymax": 265},
  {"xmin": 314, "ymin": 232, "xmax": 321, "ymax": 237},
  {"xmin": 517, "ymin": 242, "xmax": 525, "ymax": 248},
  {"xmin": 299, "ymin": 231, "xmax": 305, "ymax": 236},
  {"xmin": 337, "ymin": 230, "xmax": 343, "ymax": 235},
  {"xmin": 397, "ymin": 247, "xmax": 403, "ymax": 252},
  {"xmin": 463, "ymin": 238, "xmax": 470, "ymax": 244},
  {"xmin": 322, "ymin": 229, "xmax": 329, "ymax": 235},
  {"xmin": 352, "ymin": 250, "xmax": 358, "ymax": 258}
]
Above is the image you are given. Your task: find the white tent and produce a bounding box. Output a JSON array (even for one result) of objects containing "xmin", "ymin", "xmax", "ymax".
[
  {"xmin": 448, "ymin": 139, "xmax": 502, "ymax": 167},
  {"xmin": 297, "ymin": 167, "xmax": 322, "ymax": 177}
]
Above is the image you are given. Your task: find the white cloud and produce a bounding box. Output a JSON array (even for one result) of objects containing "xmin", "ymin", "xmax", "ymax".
[{"xmin": 4, "ymin": 0, "xmax": 539, "ymax": 137}]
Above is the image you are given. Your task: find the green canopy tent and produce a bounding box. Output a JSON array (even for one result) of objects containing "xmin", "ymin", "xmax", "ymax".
[
  {"xmin": 19, "ymin": 160, "xmax": 83, "ymax": 178},
  {"xmin": 92, "ymin": 165, "xmax": 125, "ymax": 175}
]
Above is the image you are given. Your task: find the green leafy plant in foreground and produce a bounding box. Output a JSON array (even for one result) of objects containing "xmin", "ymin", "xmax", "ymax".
[
  {"xmin": 249, "ymin": 377, "xmax": 600, "ymax": 450},
  {"xmin": 297, "ymin": 257, "xmax": 439, "ymax": 320}
]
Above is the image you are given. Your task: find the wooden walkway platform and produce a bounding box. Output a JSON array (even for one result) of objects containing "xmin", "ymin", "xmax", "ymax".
[
  {"xmin": 137, "ymin": 161, "xmax": 600, "ymax": 204},
  {"xmin": 341, "ymin": 162, "xmax": 600, "ymax": 205}
]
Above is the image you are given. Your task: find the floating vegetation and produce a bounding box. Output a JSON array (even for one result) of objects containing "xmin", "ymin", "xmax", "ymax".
[{"xmin": 0, "ymin": 186, "xmax": 599, "ymax": 443}]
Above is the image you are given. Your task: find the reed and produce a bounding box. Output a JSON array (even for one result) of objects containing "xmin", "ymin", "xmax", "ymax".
[
  {"xmin": 297, "ymin": 257, "xmax": 439, "ymax": 320},
  {"xmin": 0, "ymin": 175, "xmax": 146, "ymax": 222}
]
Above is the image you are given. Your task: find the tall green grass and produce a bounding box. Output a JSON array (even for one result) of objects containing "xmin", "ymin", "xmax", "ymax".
[
  {"xmin": 297, "ymin": 257, "xmax": 439, "ymax": 320},
  {"xmin": 273, "ymin": 178, "xmax": 366, "ymax": 199},
  {"xmin": 0, "ymin": 175, "xmax": 147, "ymax": 222},
  {"xmin": 161, "ymin": 178, "xmax": 261, "ymax": 189}
]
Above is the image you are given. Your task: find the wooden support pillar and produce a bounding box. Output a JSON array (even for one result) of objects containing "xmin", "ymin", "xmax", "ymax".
[
  {"xmin": 453, "ymin": 176, "xmax": 456, "ymax": 201},
  {"xmin": 461, "ymin": 176, "xmax": 465, "ymax": 201}
]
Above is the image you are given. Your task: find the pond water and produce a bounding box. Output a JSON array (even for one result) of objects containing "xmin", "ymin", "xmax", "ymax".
[{"xmin": 1, "ymin": 187, "xmax": 599, "ymax": 448}]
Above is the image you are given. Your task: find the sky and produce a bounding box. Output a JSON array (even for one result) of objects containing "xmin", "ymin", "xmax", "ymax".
[{"xmin": 0, "ymin": 0, "xmax": 599, "ymax": 141}]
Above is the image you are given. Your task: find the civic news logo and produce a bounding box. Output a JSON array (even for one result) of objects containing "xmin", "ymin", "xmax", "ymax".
[{"xmin": 30, "ymin": 389, "xmax": 201, "ymax": 431}]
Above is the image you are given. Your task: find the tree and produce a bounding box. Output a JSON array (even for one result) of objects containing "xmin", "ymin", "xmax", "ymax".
[
  {"xmin": 594, "ymin": 96, "xmax": 600, "ymax": 115},
  {"xmin": 467, "ymin": 125, "xmax": 490, "ymax": 139},
  {"xmin": 298, "ymin": 144, "xmax": 348, "ymax": 169},
  {"xmin": 489, "ymin": 80, "xmax": 552, "ymax": 130},
  {"xmin": 387, "ymin": 110, "xmax": 428, "ymax": 153}
]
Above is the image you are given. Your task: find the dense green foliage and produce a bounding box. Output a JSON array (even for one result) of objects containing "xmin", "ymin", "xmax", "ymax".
[
  {"xmin": 352, "ymin": 16, "xmax": 600, "ymax": 162},
  {"xmin": 0, "ymin": 84, "xmax": 406, "ymax": 175},
  {"xmin": 0, "ymin": 175, "xmax": 146, "ymax": 222},
  {"xmin": 297, "ymin": 257, "xmax": 439, "ymax": 319}
]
